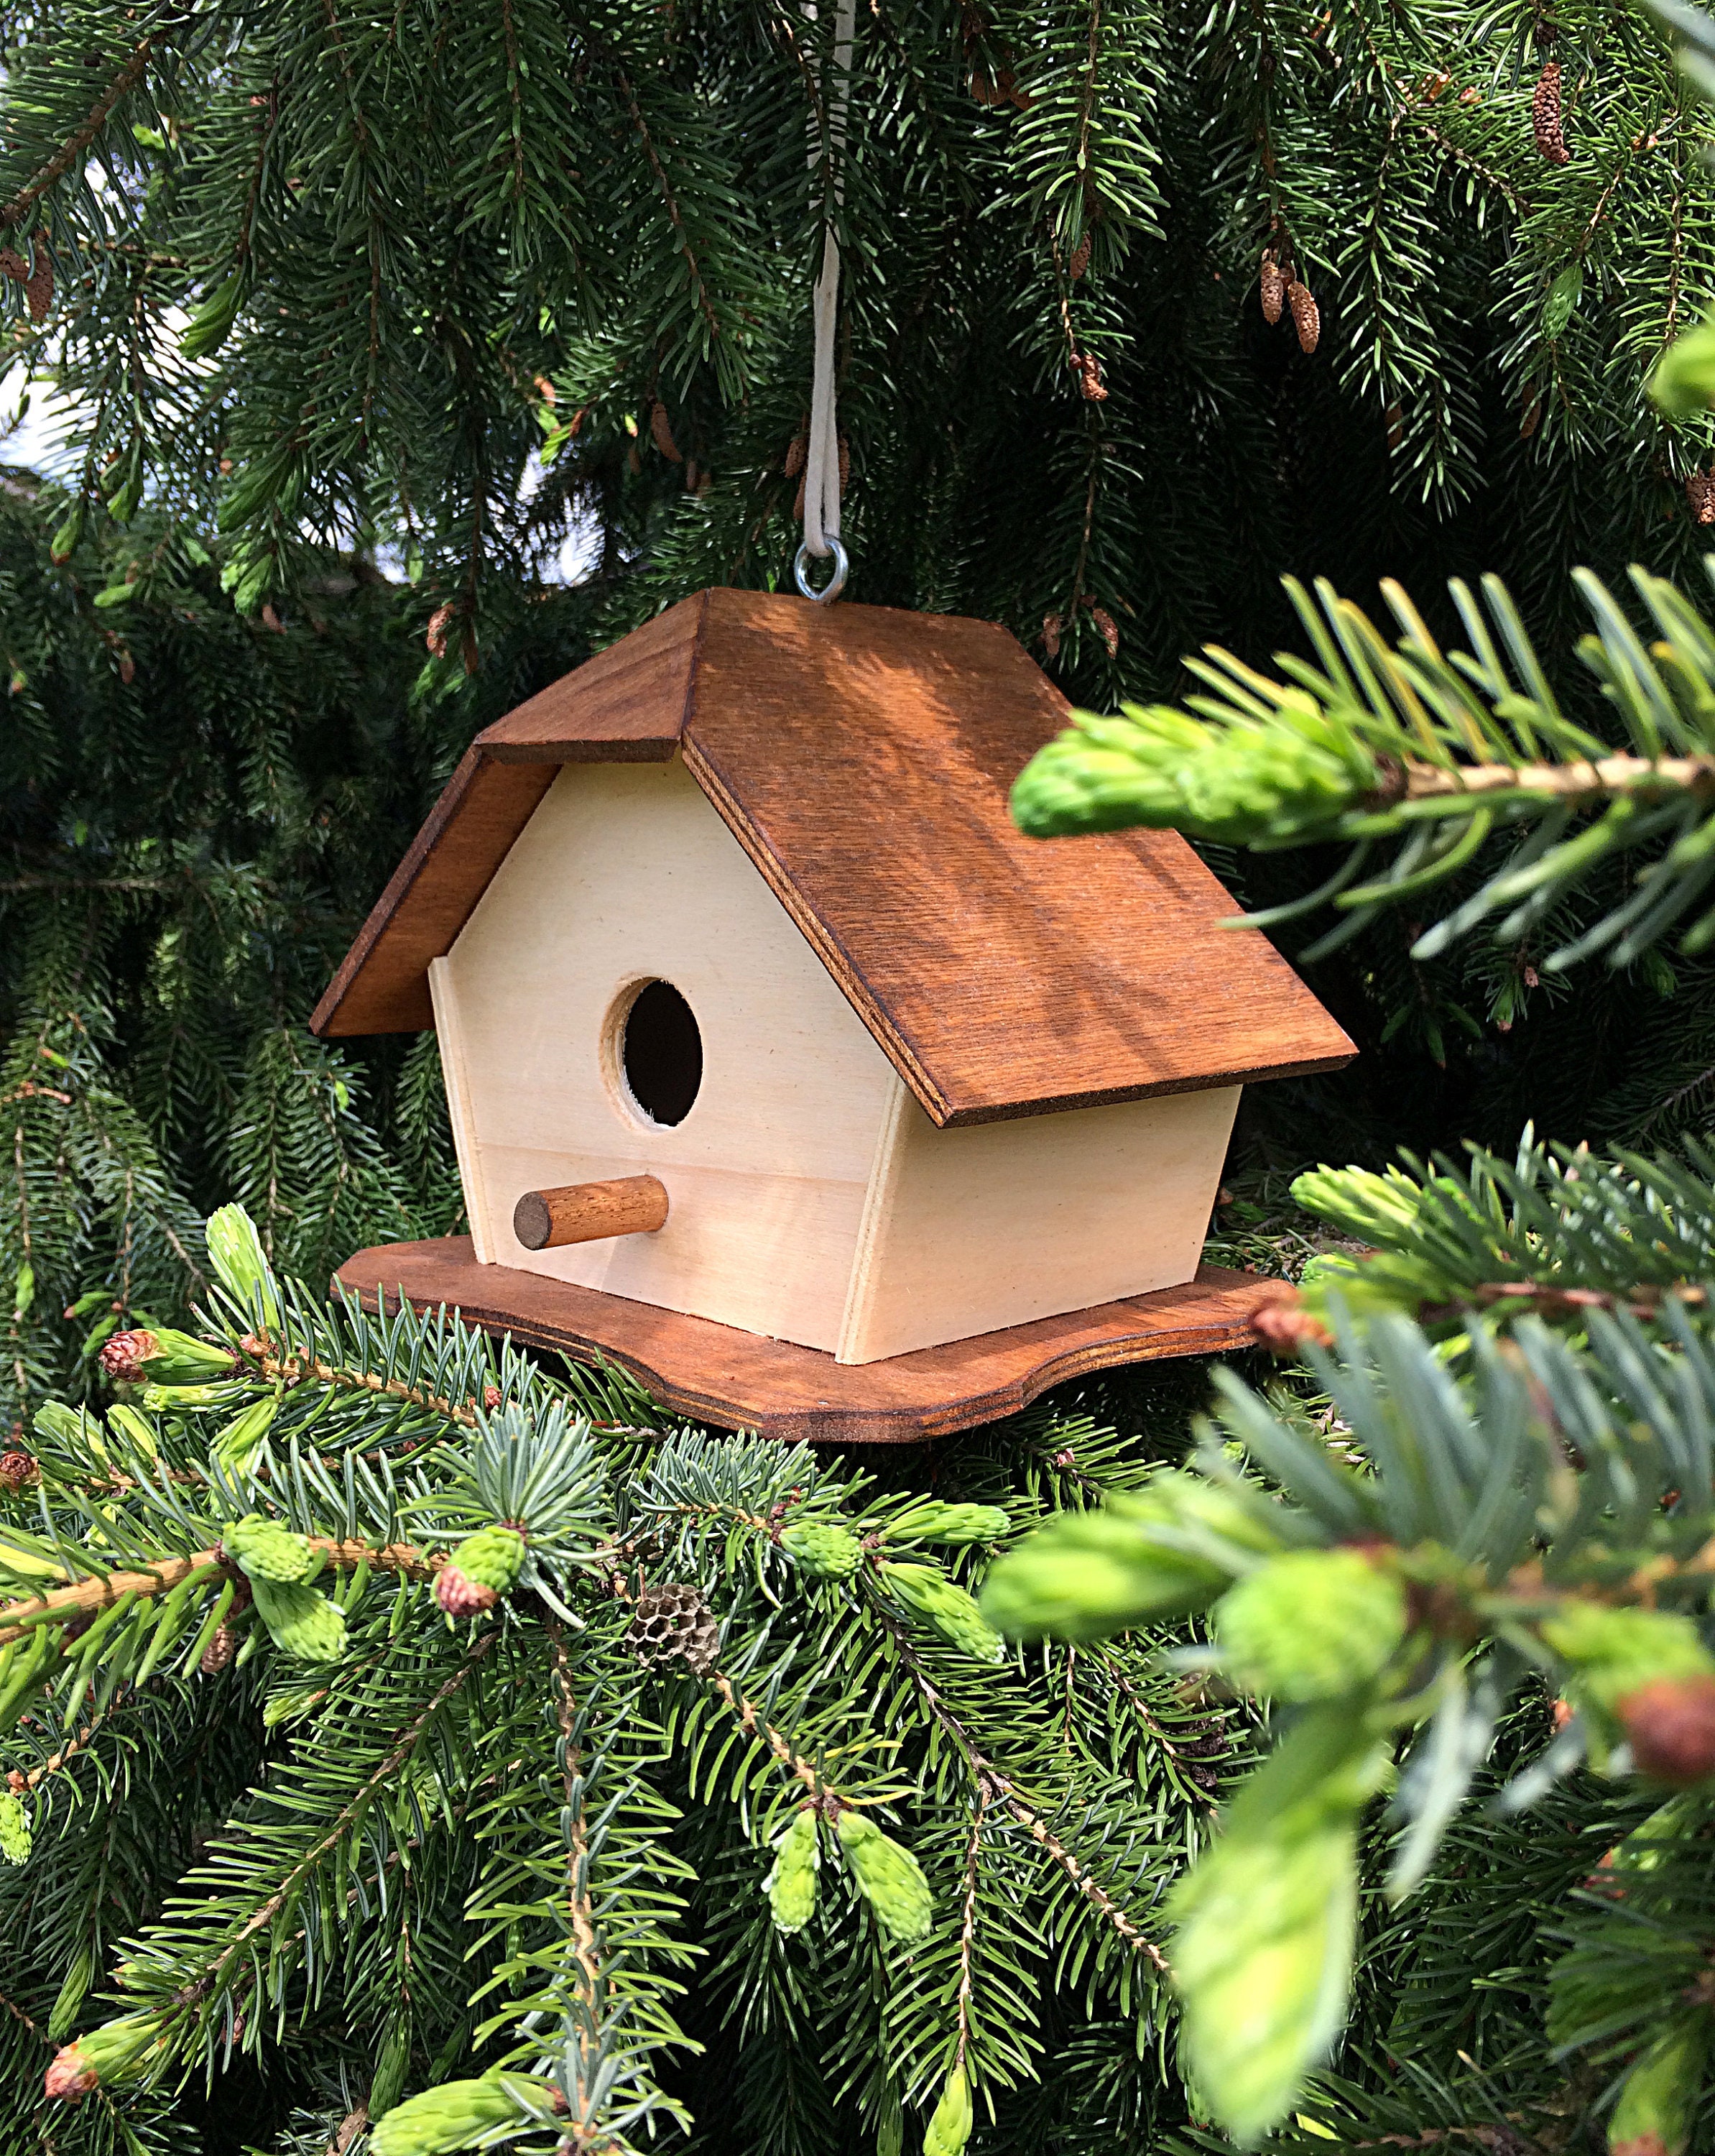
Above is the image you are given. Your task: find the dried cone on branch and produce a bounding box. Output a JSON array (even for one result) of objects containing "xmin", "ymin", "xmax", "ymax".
[
  {"xmin": 0, "ymin": 1449, "xmax": 38, "ymax": 1492},
  {"xmin": 1687, "ymin": 471, "xmax": 1715, "ymax": 526},
  {"xmin": 1068, "ymin": 232, "xmax": 1091, "ymax": 282},
  {"xmin": 1534, "ymin": 61, "xmax": 1570, "ymax": 164},
  {"xmin": 1259, "ymin": 251, "xmax": 1285, "ymax": 325},
  {"xmin": 1618, "ymin": 1675, "xmax": 1715, "ymax": 1787},
  {"xmin": 1288, "ymin": 280, "xmax": 1320, "ymax": 354},
  {"xmin": 628, "ymin": 1583, "xmax": 719, "ymax": 1677},
  {"xmin": 1071, "ymin": 351, "xmax": 1108, "ymax": 402},
  {"xmin": 649, "ymin": 400, "xmax": 683, "ymax": 464},
  {"xmin": 199, "ymin": 1623, "xmax": 238, "ymax": 1674}
]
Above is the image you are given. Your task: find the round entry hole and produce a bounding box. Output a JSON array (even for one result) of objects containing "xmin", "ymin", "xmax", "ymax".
[{"xmin": 621, "ymin": 980, "xmax": 703, "ymax": 1127}]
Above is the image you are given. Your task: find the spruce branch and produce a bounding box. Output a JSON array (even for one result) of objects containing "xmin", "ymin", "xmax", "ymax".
[{"xmin": 0, "ymin": 37, "xmax": 154, "ymax": 231}]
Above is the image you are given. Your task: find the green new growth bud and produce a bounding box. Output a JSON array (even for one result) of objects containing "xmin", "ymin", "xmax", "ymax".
[
  {"xmin": 434, "ymin": 1524, "xmax": 526, "ymax": 1617},
  {"xmin": 213, "ymin": 1397, "xmax": 279, "ymax": 1475},
  {"xmin": 882, "ymin": 1502, "xmax": 1010, "ymax": 1547},
  {"xmin": 369, "ymin": 2010, "xmax": 413, "ymax": 2120},
  {"xmin": 47, "ymin": 1945, "xmax": 93, "ymax": 2040},
  {"xmin": 923, "ymin": 2067, "xmax": 974, "ymax": 2156},
  {"xmin": 982, "ymin": 1473, "xmax": 1281, "ymax": 1643},
  {"xmin": 1011, "ymin": 696, "xmax": 1377, "ymax": 846},
  {"xmin": 1169, "ymin": 1708, "xmax": 1392, "ymax": 2146},
  {"xmin": 250, "ymin": 1577, "xmax": 347, "ymax": 1663},
  {"xmin": 204, "ymin": 1203, "xmax": 281, "ymax": 1327},
  {"xmin": 1216, "ymin": 1549, "xmax": 1407, "ymax": 1703},
  {"xmin": 0, "ymin": 1790, "xmax": 30, "ymax": 1863},
  {"xmin": 370, "ymin": 2068, "xmax": 547, "ymax": 2156},
  {"xmin": 1650, "ymin": 314, "xmax": 1715, "ymax": 418},
  {"xmin": 764, "ymin": 1807, "xmax": 820, "ymax": 1932},
  {"xmin": 882, "ymin": 1562, "xmax": 1006, "ymax": 1662},
  {"xmin": 223, "ymin": 1513, "xmax": 315, "ymax": 1584},
  {"xmin": 48, "ymin": 502, "xmax": 84, "ymax": 564},
  {"xmin": 1290, "ymin": 1164, "xmax": 1425, "ymax": 1245},
  {"xmin": 1541, "ymin": 1603, "xmax": 1715, "ymax": 1723},
  {"xmin": 44, "ymin": 2011, "xmax": 165, "ymax": 2100},
  {"xmin": 180, "ymin": 270, "xmax": 244, "ymax": 361},
  {"xmin": 1609, "ymin": 2018, "xmax": 1709, "ymax": 2156},
  {"xmin": 779, "ymin": 1519, "xmax": 863, "ymax": 1578},
  {"xmin": 836, "ymin": 1810, "xmax": 933, "ymax": 1942}
]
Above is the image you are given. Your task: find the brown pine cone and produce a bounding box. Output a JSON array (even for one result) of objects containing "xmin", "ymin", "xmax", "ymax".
[
  {"xmin": 1041, "ymin": 613, "xmax": 1062, "ymax": 660},
  {"xmin": 425, "ymin": 602, "xmax": 456, "ymax": 658},
  {"xmin": 649, "ymin": 400, "xmax": 683, "ymax": 464},
  {"xmin": 199, "ymin": 1622, "xmax": 238, "ymax": 1675},
  {"xmin": 1687, "ymin": 471, "xmax": 1715, "ymax": 526},
  {"xmin": 1259, "ymin": 252, "xmax": 1285, "ymax": 325},
  {"xmin": 1533, "ymin": 62, "xmax": 1569, "ymax": 165},
  {"xmin": 783, "ymin": 430, "xmax": 807, "ymax": 478},
  {"xmin": 98, "ymin": 1329, "xmax": 157, "ymax": 1385},
  {"xmin": 628, "ymin": 1583, "xmax": 719, "ymax": 1677},
  {"xmin": 0, "ymin": 1450, "xmax": 39, "ymax": 1493},
  {"xmin": 1088, "ymin": 604, "xmax": 1119, "ymax": 657},
  {"xmin": 1288, "ymin": 280, "xmax": 1321, "ymax": 354},
  {"xmin": 1068, "ymin": 232, "xmax": 1091, "ymax": 282}
]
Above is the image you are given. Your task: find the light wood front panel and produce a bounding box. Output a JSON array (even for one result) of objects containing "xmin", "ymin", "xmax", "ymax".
[
  {"xmin": 438, "ymin": 757, "xmax": 897, "ymax": 1351},
  {"xmin": 836, "ymin": 1079, "xmax": 1240, "ymax": 1363}
]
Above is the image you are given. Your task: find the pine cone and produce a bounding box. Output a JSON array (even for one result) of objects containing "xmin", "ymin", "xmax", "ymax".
[
  {"xmin": 837, "ymin": 433, "xmax": 850, "ymax": 494},
  {"xmin": 1259, "ymin": 252, "xmax": 1285, "ymax": 325},
  {"xmin": 784, "ymin": 428, "xmax": 807, "ymax": 478},
  {"xmin": 1068, "ymin": 232, "xmax": 1091, "ymax": 282},
  {"xmin": 1249, "ymin": 1291, "xmax": 1333, "ymax": 1354},
  {"xmin": 425, "ymin": 602, "xmax": 456, "ymax": 658},
  {"xmin": 1520, "ymin": 387, "xmax": 1542, "ymax": 440},
  {"xmin": 1687, "ymin": 471, "xmax": 1715, "ymax": 526},
  {"xmin": 1041, "ymin": 612, "xmax": 1062, "ymax": 660},
  {"xmin": 628, "ymin": 1583, "xmax": 719, "ymax": 1677},
  {"xmin": 649, "ymin": 400, "xmax": 683, "ymax": 464},
  {"xmin": 1533, "ymin": 62, "xmax": 1569, "ymax": 165},
  {"xmin": 1088, "ymin": 604, "xmax": 1119, "ymax": 657},
  {"xmin": 0, "ymin": 1450, "xmax": 39, "ymax": 1493},
  {"xmin": 98, "ymin": 1328, "xmax": 158, "ymax": 1385},
  {"xmin": 199, "ymin": 1622, "xmax": 237, "ymax": 1674},
  {"xmin": 1288, "ymin": 280, "xmax": 1320, "ymax": 354}
]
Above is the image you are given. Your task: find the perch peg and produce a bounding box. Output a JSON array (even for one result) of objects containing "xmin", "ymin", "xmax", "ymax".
[{"xmin": 514, "ymin": 1176, "xmax": 669, "ymax": 1250}]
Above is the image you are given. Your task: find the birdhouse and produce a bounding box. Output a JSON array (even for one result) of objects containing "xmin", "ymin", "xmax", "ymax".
[{"xmin": 315, "ymin": 590, "xmax": 1353, "ymax": 1441}]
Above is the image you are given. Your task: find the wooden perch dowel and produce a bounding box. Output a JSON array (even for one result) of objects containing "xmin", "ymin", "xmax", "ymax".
[{"xmin": 514, "ymin": 1176, "xmax": 670, "ymax": 1250}]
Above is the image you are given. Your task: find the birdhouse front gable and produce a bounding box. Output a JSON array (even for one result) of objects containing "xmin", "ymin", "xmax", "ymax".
[{"xmin": 430, "ymin": 752, "xmax": 1245, "ymax": 1362}]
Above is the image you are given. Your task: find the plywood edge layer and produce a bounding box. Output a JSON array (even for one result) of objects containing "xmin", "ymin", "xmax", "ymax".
[
  {"xmin": 333, "ymin": 1238, "xmax": 1291, "ymax": 1445},
  {"xmin": 427, "ymin": 959, "xmax": 496, "ymax": 1265}
]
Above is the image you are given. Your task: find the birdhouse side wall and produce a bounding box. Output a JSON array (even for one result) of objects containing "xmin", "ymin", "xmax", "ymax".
[
  {"xmin": 432, "ymin": 757, "xmax": 900, "ymax": 1351},
  {"xmin": 835, "ymin": 1080, "xmax": 1240, "ymax": 1363}
]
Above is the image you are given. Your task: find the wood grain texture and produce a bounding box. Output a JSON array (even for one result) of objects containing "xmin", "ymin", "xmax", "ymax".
[
  {"xmin": 438, "ymin": 758, "xmax": 897, "ymax": 1351},
  {"xmin": 834, "ymin": 1079, "xmax": 1240, "ymax": 1362},
  {"xmin": 336, "ymin": 1236, "xmax": 1295, "ymax": 1445},
  {"xmin": 680, "ymin": 591, "xmax": 1354, "ymax": 1125},
  {"xmin": 311, "ymin": 752, "xmax": 556, "ymax": 1037},
  {"xmin": 315, "ymin": 586, "xmax": 1356, "ymax": 1118},
  {"xmin": 473, "ymin": 594, "xmax": 702, "ymax": 765},
  {"xmin": 515, "ymin": 1176, "xmax": 669, "ymax": 1249}
]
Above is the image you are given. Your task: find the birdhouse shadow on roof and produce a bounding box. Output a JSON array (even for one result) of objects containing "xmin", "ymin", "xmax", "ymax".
[{"xmin": 317, "ymin": 589, "xmax": 1354, "ymax": 1439}]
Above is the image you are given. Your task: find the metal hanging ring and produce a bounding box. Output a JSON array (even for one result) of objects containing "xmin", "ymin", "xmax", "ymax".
[{"xmin": 793, "ymin": 537, "xmax": 849, "ymax": 606}]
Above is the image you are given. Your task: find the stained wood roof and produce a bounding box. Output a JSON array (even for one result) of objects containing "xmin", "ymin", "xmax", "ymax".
[{"xmin": 310, "ymin": 588, "xmax": 1354, "ymax": 1127}]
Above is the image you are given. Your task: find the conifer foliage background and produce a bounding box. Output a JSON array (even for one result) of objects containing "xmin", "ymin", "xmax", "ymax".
[{"xmin": 9, "ymin": 0, "xmax": 1715, "ymax": 2153}]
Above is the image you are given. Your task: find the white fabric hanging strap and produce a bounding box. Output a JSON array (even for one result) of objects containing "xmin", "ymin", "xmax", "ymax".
[{"xmin": 797, "ymin": 0, "xmax": 856, "ymax": 600}]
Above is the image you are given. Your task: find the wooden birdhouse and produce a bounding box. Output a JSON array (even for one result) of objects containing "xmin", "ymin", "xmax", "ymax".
[{"xmin": 314, "ymin": 590, "xmax": 1354, "ymax": 1441}]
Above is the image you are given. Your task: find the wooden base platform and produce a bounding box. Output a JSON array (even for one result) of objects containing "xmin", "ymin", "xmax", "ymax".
[{"xmin": 336, "ymin": 1237, "xmax": 1289, "ymax": 1445}]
